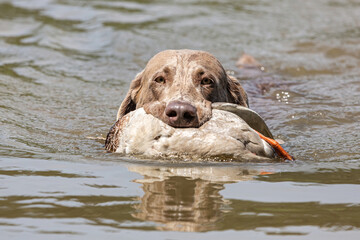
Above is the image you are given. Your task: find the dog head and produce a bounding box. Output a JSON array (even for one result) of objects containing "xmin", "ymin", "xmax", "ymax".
[{"xmin": 117, "ymin": 49, "xmax": 248, "ymax": 128}]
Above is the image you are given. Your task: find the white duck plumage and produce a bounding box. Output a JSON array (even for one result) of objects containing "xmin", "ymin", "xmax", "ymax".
[{"xmin": 105, "ymin": 103, "xmax": 276, "ymax": 161}]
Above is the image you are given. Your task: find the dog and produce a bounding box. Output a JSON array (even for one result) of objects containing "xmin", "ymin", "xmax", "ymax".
[
  {"xmin": 116, "ymin": 49, "xmax": 249, "ymax": 128},
  {"xmin": 105, "ymin": 49, "xmax": 293, "ymax": 160}
]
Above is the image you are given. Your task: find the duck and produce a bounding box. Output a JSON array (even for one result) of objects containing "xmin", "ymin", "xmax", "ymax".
[{"xmin": 105, "ymin": 103, "xmax": 293, "ymax": 161}]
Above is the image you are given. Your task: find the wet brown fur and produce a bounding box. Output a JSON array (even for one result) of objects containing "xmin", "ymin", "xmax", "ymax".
[
  {"xmin": 106, "ymin": 50, "xmax": 249, "ymax": 152},
  {"xmin": 116, "ymin": 49, "xmax": 248, "ymax": 124}
]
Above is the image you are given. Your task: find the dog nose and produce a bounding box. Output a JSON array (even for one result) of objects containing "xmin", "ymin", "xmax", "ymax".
[{"xmin": 165, "ymin": 101, "xmax": 199, "ymax": 128}]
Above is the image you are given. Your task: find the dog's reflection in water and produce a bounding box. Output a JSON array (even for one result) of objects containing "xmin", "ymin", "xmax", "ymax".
[{"xmin": 128, "ymin": 164, "xmax": 272, "ymax": 232}]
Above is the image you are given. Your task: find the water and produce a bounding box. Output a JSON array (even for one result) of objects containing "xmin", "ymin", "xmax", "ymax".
[{"xmin": 1, "ymin": 0, "xmax": 360, "ymax": 239}]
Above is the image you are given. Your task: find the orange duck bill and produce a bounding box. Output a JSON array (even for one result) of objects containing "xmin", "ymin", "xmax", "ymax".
[{"xmin": 256, "ymin": 131, "xmax": 294, "ymax": 161}]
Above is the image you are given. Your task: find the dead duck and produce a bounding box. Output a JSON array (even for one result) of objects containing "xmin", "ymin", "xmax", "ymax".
[{"xmin": 105, "ymin": 102, "xmax": 293, "ymax": 161}]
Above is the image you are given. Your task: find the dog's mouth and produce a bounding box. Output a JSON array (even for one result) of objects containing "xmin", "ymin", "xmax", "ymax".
[{"xmin": 143, "ymin": 100, "xmax": 212, "ymax": 128}]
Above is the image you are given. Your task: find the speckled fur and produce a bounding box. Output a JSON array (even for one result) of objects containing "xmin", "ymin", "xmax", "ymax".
[{"xmin": 116, "ymin": 50, "xmax": 248, "ymax": 127}]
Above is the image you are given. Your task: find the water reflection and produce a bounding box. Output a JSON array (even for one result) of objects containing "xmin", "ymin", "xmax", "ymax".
[
  {"xmin": 1, "ymin": 159, "xmax": 360, "ymax": 235},
  {"xmin": 128, "ymin": 164, "xmax": 360, "ymax": 233},
  {"xmin": 128, "ymin": 164, "xmax": 266, "ymax": 232}
]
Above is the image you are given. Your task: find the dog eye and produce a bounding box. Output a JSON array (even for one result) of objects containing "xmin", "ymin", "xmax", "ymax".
[
  {"xmin": 201, "ymin": 78, "xmax": 213, "ymax": 85},
  {"xmin": 154, "ymin": 76, "xmax": 165, "ymax": 84}
]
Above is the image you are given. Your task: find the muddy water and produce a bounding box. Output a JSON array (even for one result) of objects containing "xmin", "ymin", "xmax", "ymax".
[{"xmin": 1, "ymin": 0, "xmax": 360, "ymax": 239}]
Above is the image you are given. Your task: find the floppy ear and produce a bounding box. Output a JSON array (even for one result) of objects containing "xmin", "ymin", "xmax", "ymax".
[
  {"xmin": 116, "ymin": 71, "xmax": 144, "ymax": 120},
  {"xmin": 227, "ymin": 75, "xmax": 249, "ymax": 107}
]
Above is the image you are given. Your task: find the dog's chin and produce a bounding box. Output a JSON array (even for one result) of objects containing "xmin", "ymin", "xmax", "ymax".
[{"xmin": 143, "ymin": 101, "xmax": 212, "ymax": 128}]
